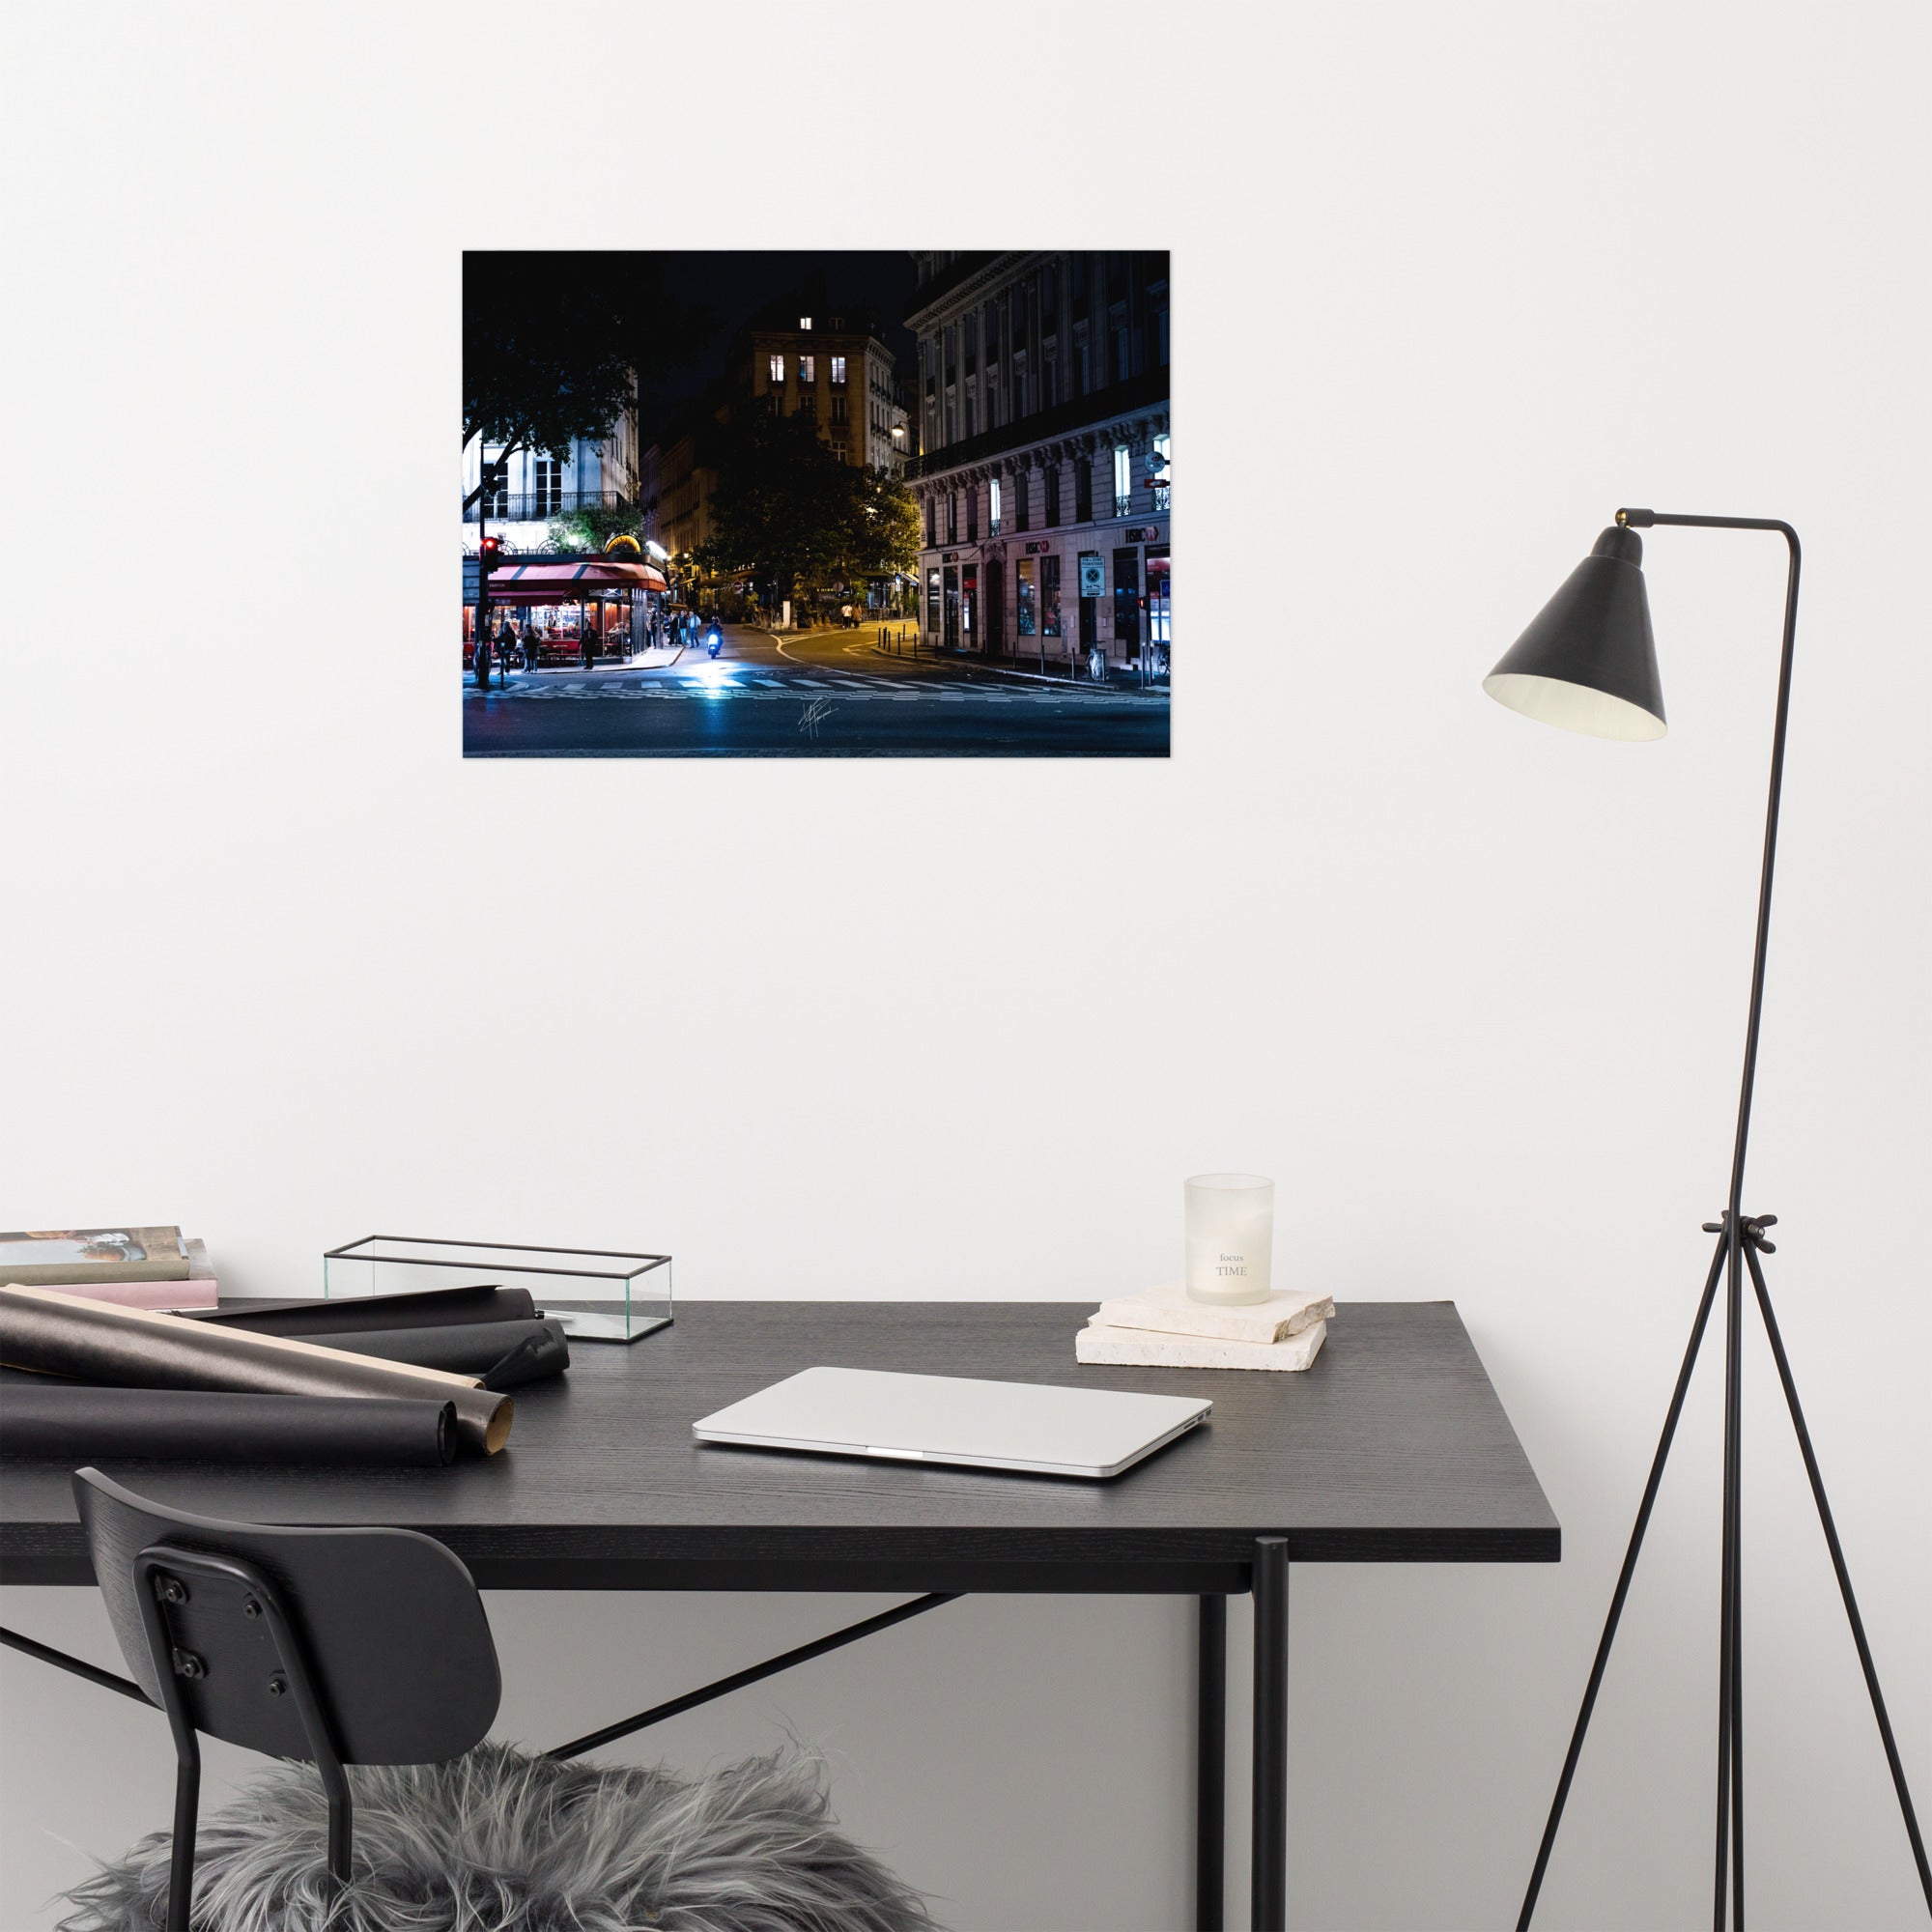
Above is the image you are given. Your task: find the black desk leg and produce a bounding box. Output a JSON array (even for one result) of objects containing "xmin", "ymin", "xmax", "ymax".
[
  {"xmin": 1252, "ymin": 1537, "xmax": 1290, "ymax": 1932},
  {"xmin": 1197, "ymin": 1594, "xmax": 1227, "ymax": 1931}
]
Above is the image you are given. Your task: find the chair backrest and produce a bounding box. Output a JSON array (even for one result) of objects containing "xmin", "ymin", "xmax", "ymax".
[{"xmin": 74, "ymin": 1468, "xmax": 500, "ymax": 1766}]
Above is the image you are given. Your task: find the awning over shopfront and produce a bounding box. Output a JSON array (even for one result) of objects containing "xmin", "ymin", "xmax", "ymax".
[{"xmin": 481, "ymin": 559, "xmax": 668, "ymax": 604}]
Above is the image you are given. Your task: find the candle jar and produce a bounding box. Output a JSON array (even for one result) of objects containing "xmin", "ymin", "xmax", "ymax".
[{"xmin": 1184, "ymin": 1174, "xmax": 1275, "ymax": 1305}]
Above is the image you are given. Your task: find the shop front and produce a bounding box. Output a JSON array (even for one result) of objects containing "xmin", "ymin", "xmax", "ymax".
[{"xmin": 464, "ymin": 555, "xmax": 670, "ymax": 670}]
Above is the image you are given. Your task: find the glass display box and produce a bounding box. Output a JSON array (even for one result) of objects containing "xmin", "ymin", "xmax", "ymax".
[{"xmin": 323, "ymin": 1237, "xmax": 671, "ymax": 1343}]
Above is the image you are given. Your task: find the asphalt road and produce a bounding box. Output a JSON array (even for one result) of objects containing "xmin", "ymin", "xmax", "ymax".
[{"xmin": 462, "ymin": 626, "xmax": 1170, "ymax": 758}]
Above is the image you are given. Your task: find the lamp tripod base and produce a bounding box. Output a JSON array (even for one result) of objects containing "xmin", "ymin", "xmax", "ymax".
[{"xmin": 1519, "ymin": 1213, "xmax": 1931, "ymax": 1930}]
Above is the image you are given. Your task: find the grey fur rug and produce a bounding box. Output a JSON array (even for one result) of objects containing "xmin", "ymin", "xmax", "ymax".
[{"xmin": 58, "ymin": 1741, "xmax": 938, "ymax": 1931}]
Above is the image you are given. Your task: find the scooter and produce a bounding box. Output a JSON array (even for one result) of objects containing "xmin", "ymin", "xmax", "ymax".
[{"xmin": 705, "ymin": 624, "xmax": 724, "ymax": 659}]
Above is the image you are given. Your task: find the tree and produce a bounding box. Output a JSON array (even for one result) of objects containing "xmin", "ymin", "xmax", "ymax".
[
  {"xmin": 695, "ymin": 409, "xmax": 858, "ymax": 611},
  {"xmin": 546, "ymin": 499, "xmax": 640, "ymax": 554},
  {"xmin": 463, "ymin": 254, "xmax": 713, "ymax": 510},
  {"xmin": 838, "ymin": 467, "xmax": 922, "ymax": 585}
]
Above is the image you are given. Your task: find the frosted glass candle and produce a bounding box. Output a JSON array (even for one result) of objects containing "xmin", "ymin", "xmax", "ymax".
[{"xmin": 1184, "ymin": 1173, "xmax": 1275, "ymax": 1305}]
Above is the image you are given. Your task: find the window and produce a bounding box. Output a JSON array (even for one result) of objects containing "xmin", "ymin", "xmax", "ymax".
[
  {"xmin": 1016, "ymin": 557, "xmax": 1037, "ymax": 638},
  {"xmin": 1115, "ymin": 326, "xmax": 1130, "ymax": 384},
  {"xmin": 769, "ymin": 353, "xmax": 784, "ymax": 384},
  {"xmin": 480, "ymin": 454, "xmax": 509, "ymax": 518},
  {"xmin": 1151, "ymin": 433, "xmax": 1171, "ymax": 512},
  {"xmin": 830, "ymin": 394, "xmax": 847, "ymax": 425},
  {"xmin": 831, "ymin": 355, "xmax": 847, "ymax": 385},
  {"xmin": 833, "ymin": 442, "xmax": 847, "ymax": 464},
  {"xmin": 799, "ymin": 355, "xmax": 815, "ymax": 384},
  {"xmin": 1043, "ymin": 351, "xmax": 1057, "ymax": 410},
  {"xmin": 1075, "ymin": 334, "xmax": 1090, "ymax": 396},
  {"xmin": 986, "ymin": 305, "xmax": 1000, "ymax": 361},
  {"xmin": 1113, "ymin": 443, "xmax": 1132, "ymax": 518},
  {"xmin": 924, "ymin": 496, "xmax": 935, "ymax": 547},
  {"xmin": 989, "ymin": 476, "xmax": 1002, "ymax": 535},
  {"xmin": 531, "ymin": 456, "xmax": 563, "ymax": 516},
  {"xmin": 1157, "ymin": 306, "xmax": 1169, "ymax": 366},
  {"xmin": 1044, "ymin": 463, "xmax": 1061, "ymax": 527},
  {"xmin": 964, "ymin": 315, "xmax": 977, "ymax": 367},
  {"xmin": 965, "ymin": 378, "xmax": 976, "ymax": 438},
  {"xmin": 1014, "ymin": 470, "xmax": 1030, "ymax": 534},
  {"xmin": 946, "ymin": 492, "xmax": 957, "ymax": 545},
  {"xmin": 1074, "ymin": 457, "xmax": 1092, "ymax": 524},
  {"xmin": 799, "ymin": 316, "xmax": 811, "ymax": 330},
  {"xmin": 1041, "ymin": 554, "xmax": 1063, "ymax": 638},
  {"xmin": 966, "ymin": 485, "xmax": 979, "ymax": 543}
]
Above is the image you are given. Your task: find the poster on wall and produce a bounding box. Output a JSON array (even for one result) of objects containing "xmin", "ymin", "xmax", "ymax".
[{"xmin": 462, "ymin": 250, "xmax": 1171, "ymax": 759}]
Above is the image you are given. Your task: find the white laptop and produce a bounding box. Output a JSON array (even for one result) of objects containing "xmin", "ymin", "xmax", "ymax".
[{"xmin": 692, "ymin": 1366, "xmax": 1211, "ymax": 1480}]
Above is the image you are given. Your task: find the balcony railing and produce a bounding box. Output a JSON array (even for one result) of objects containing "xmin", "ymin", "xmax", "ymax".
[
  {"xmin": 464, "ymin": 490, "xmax": 634, "ymax": 525},
  {"xmin": 1114, "ymin": 494, "xmax": 1133, "ymax": 518},
  {"xmin": 903, "ymin": 369, "xmax": 1170, "ymax": 480}
]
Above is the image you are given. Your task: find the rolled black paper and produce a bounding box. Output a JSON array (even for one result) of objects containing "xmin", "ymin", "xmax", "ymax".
[
  {"xmin": 306, "ymin": 1318, "xmax": 568, "ymax": 1385},
  {"xmin": 0, "ymin": 1286, "xmax": 513, "ymax": 1456},
  {"xmin": 0, "ymin": 1385, "xmax": 456, "ymax": 1466},
  {"xmin": 186, "ymin": 1284, "xmax": 538, "ymax": 1336}
]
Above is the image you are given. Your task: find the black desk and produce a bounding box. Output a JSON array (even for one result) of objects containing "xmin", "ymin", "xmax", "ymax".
[{"xmin": 0, "ymin": 1300, "xmax": 1558, "ymax": 1929}]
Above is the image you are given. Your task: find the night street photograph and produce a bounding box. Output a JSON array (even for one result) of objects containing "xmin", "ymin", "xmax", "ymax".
[{"xmin": 463, "ymin": 250, "xmax": 1172, "ymax": 758}]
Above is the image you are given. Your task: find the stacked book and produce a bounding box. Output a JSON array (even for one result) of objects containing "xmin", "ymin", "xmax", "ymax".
[
  {"xmin": 1075, "ymin": 1280, "xmax": 1333, "ymax": 1371},
  {"xmin": 0, "ymin": 1226, "xmax": 215, "ymax": 1310}
]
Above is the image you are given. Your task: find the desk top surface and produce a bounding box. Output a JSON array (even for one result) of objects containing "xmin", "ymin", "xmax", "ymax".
[{"xmin": 0, "ymin": 1301, "xmax": 1558, "ymax": 1591}]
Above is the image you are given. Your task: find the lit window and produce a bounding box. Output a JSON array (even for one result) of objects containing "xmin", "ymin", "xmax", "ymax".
[
  {"xmin": 799, "ymin": 316, "xmax": 811, "ymax": 330},
  {"xmin": 831, "ymin": 355, "xmax": 847, "ymax": 385},
  {"xmin": 1113, "ymin": 443, "xmax": 1131, "ymax": 517},
  {"xmin": 800, "ymin": 355, "xmax": 815, "ymax": 384},
  {"xmin": 989, "ymin": 477, "xmax": 1002, "ymax": 534},
  {"xmin": 769, "ymin": 354, "xmax": 783, "ymax": 384}
]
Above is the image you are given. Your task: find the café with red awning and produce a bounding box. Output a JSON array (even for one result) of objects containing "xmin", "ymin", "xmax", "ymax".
[{"xmin": 464, "ymin": 554, "xmax": 672, "ymax": 663}]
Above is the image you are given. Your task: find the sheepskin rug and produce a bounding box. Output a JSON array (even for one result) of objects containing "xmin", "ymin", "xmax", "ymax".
[{"xmin": 58, "ymin": 1741, "xmax": 938, "ymax": 1932}]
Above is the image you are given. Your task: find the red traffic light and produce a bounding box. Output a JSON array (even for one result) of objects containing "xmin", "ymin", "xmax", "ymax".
[{"xmin": 479, "ymin": 536, "xmax": 503, "ymax": 573}]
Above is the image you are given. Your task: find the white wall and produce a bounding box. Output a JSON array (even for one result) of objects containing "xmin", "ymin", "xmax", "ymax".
[{"xmin": 3, "ymin": 5, "xmax": 1927, "ymax": 1927}]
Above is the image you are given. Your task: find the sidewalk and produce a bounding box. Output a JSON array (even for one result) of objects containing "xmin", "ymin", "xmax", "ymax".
[
  {"xmin": 515, "ymin": 643, "xmax": 685, "ymax": 677},
  {"xmin": 871, "ymin": 637, "xmax": 1168, "ymax": 696}
]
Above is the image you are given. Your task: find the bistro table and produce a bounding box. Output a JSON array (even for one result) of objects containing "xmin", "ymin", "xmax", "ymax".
[{"xmin": 0, "ymin": 1299, "xmax": 1558, "ymax": 1931}]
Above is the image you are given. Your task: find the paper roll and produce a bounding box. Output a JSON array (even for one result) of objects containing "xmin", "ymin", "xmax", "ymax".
[
  {"xmin": 307, "ymin": 1318, "xmax": 568, "ymax": 1386},
  {"xmin": 0, "ymin": 1384, "xmax": 456, "ymax": 1467},
  {"xmin": 188, "ymin": 1283, "xmax": 539, "ymax": 1336},
  {"xmin": 0, "ymin": 1285, "xmax": 513, "ymax": 1456}
]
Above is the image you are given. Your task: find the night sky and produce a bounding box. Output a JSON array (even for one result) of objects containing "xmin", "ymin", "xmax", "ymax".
[{"xmin": 639, "ymin": 250, "xmax": 920, "ymax": 440}]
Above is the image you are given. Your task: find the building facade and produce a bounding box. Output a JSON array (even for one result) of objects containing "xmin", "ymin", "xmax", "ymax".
[
  {"xmin": 639, "ymin": 299, "xmax": 914, "ymax": 613},
  {"xmin": 462, "ymin": 398, "xmax": 637, "ymax": 557},
  {"xmin": 904, "ymin": 251, "xmax": 1170, "ymax": 669},
  {"xmin": 738, "ymin": 308, "xmax": 905, "ymax": 474}
]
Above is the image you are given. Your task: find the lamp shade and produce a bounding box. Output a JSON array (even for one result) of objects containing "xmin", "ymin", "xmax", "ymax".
[{"xmin": 1484, "ymin": 526, "xmax": 1666, "ymax": 741}]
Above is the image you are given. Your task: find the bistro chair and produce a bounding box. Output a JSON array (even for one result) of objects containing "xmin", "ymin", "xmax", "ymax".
[{"xmin": 65, "ymin": 1468, "xmax": 933, "ymax": 1932}]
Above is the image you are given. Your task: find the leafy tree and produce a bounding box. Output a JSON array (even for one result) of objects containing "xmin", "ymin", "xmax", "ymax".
[
  {"xmin": 463, "ymin": 254, "xmax": 713, "ymax": 510},
  {"xmin": 546, "ymin": 499, "xmax": 641, "ymax": 554},
  {"xmin": 695, "ymin": 409, "xmax": 858, "ymax": 610},
  {"xmin": 839, "ymin": 467, "xmax": 922, "ymax": 583}
]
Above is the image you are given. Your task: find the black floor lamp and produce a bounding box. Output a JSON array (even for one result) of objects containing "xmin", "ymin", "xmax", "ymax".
[{"xmin": 1484, "ymin": 511, "xmax": 1931, "ymax": 1930}]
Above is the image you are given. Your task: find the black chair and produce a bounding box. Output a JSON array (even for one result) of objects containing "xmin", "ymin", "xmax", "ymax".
[{"xmin": 73, "ymin": 1467, "xmax": 501, "ymax": 1932}]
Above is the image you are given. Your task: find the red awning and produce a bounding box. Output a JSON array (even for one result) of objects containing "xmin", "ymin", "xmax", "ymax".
[{"xmin": 483, "ymin": 559, "xmax": 668, "ymax": 603}]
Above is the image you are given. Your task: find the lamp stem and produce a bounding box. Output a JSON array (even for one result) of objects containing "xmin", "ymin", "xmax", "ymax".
[{"xmin": 1614, "ymin": 512, "xmax": 1802, "ymax": 1222}]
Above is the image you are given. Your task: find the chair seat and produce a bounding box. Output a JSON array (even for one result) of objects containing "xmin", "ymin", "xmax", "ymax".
[{"xmin": 59, "ymin": 1741, "xmax": 936, "ymax": 1932}]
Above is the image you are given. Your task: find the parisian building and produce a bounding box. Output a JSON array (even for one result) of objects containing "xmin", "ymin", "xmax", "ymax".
[
  {"xmin": 640, "ymin": 301, "xmax": 911, "ymax": 612},
  {"xmin": 462, "ymin": 393, "xmax": 637, "ymax": 558},
  {"xmin": 904, "ymin": 251, "xmax": 1170, "ymax": 668}
]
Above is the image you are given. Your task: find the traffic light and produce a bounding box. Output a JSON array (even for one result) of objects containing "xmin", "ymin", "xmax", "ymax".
[{"xmin": 478, "ymin": 534, "xmax": 503, "ymax": 576}]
